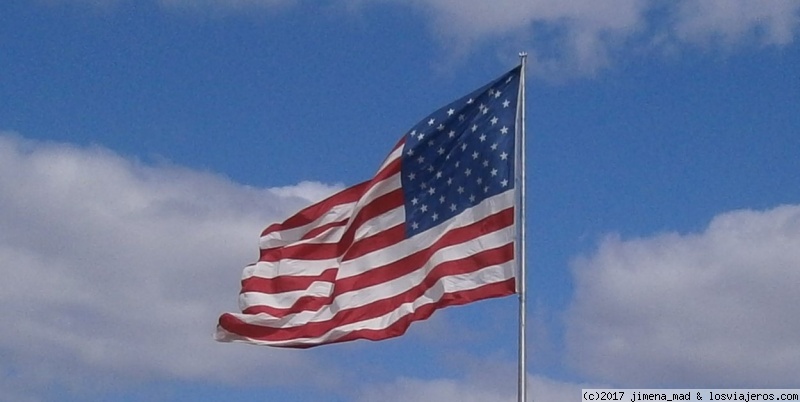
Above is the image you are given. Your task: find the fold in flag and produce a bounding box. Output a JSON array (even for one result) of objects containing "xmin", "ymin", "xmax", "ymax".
[{"xmin": 216, "ymin": 66, "xmax": 523, "ymax": 348}]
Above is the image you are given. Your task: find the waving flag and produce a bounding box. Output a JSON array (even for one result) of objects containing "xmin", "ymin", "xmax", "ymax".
[{"xmin": 216, "ymin": 66, "xmax": 523, "ymax": 348}]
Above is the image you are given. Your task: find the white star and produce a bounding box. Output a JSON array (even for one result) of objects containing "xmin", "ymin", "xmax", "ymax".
[
  {"xmin": 407, "ymin": 148, "xmax": 415, "ymax": 156},
  {"xmin": 501, "ymin": 179, "xmax": 509, "ymax": 187},
  {"xmin": 428, "ymin": 118, "xmax": 435, "ymax": 126},
  {"xmin": 484, "ymin": 186, "xmax": 489, "ymax": 193},
  {"xmin": 435, "ymin": 171, "xmax": 443, "ymax": 179},
  {"xmin": 437, "ymin": 124, "xmax": 445, "ymax": 131},
  {"xmin": 503, "ymin": 99, "xmax": 510, "ymax": 108},
  {"xmin": 432, "ymin": 213, "xmax": 439, "ymax": 221},
  {"xmin": 428, "ymin": 187, "xmax": 435, "ymax": 195},
  {"xmin": 479, "ymin": 134, "xmax": 487, "ymax": 142},
  {"xmin": 491, "ymin": 168, "xmax": 498, "ymax": 176},
  {"xmin": 439, "ymin": 195, "xmax": 445, "ymax": 203},
  {"xmin": 472, "ymin": 151, "xmax": 479, "ymax": 159},
  {"xmin": 491, "ymin": 116, "xmax": 499, "ymax": 125},
  {"xmin": 417, "ymin": 156, "xmax": 425, "ymax": 164},
  {"xmin": 449, "ymin": 203, "xmax": 457, "ymax": 212},
  {"xmin": 491, "ymin": 143, "xmax": 498, "ymax": 150},
  {"xmin": 448, "ymin": 130, "xmax": 456, "ymax": 138},
  {"xmin": 461, "ymin": 143, "xmax": 467, "ymax": 151},
  {"xmin": 500, "ymin": 152, "xmax": 508, "ymax": 160},
  {"xmin": 469, "ymin": 194, "xmax": 476, "ymax": 202},
  {"xmin": 471, "ymin": 124, "xmax": 478, "ymax": 132},
  {"xmin": 417, "ymin": 132, "xmax": 425, "ymax": 140},
  {"xmin": 408, "ymin": 172, "xmax": 416, "ymax": 181},
  {"xmin": 467, "ymin": 98, "xmax": 474, "ymax": 104},
  {"xmin": 457, "ymin": 186, "xmax": 465, "ymax": 194},
  {"xmin": 411, "ymin": 197, "xmax": 419, "ymax": 205},
  {"xmin": 465, "ymin": 168, "xmax": 472, "ymax": 176},
  {"xmin": 437, "ymin": 147, "xmax": 445, "ymax": 155},
  {"xmin": 412, "ymin": 221, "xmax": 419, "ymax": 230},
  {"xmin": 447, "ymin": 108, "xmax": 455, "ymax": 116},
  {"xmin": 447, "ymin": 177, "xmax": 453, "ymax": 185},
  {"xmin": 500, "ymin": 126, "xmax": 509, "ymax": 135},
  {"xmin": 477, "ymin": 177, "xmax": 483, "ymax": 184},
  {"xmin": 420, "ymin": 204, "xmax": 428, "ymax": 213},
  {"xmin": 494, "ymin": 90, "xmax": 502, "ymax": 98},
  {"xmin": 458, "ymin": 114, "xmax": 465, "ymax": 121},
  {"xmin": 483, "ymin": 160, "xmax": 489, "ymax": 167}
]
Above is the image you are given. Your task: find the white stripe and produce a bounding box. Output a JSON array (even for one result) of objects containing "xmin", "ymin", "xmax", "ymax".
[
  {"xmin": 376, "ymin": 143, "xmax": 403, "ymax": 172},
  {"xmin": 351, "ymin": 204, "xmax": 405, "ymax": 242},
  {"xmin": 259, "ymin": 171, "xmax": 401, "ymax": 250},
  {"xmin": 238, "ymin": 223, "xmax": 513, "ymax": 325},
  {"xmin": 242, "ymin": 258, "xmax": 338, "ymax": 280},
  {"xmin": 312, "ymin": 261, "xmax": 515, "ymax": 344},
  {"xmin": 245, "ymin": 176, "xmax": 404, "ymax": 281},
  {"xmin": 259, "ymin": 201, "xmax": 355, "ymax": 249},
  {"xmin": 219, "ymin": 261, "xmax": 514, "ymax": 346},
  {"xmin": 238, "ymin": 280, "xmax": 333, "ymax": 311},
  {"xmin": 339, "ymin": 190, "xmax": 514, "ymax": 278},
  {"xmin": 241, "ymin": 191, "xmax": 513, "ymax": 308}
]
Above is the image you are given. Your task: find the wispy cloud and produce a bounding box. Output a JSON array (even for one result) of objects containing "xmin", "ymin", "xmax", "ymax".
[
  {"xmin": 674, "ymin": 0, "xmax": 800, "ymax": 46},
  {"xmin": 382, "ymin": 0, "xmax": 800, "ymax": 77},
  {"xmin": 37, "ymin": 0, "xmax": 800, "ymax": 78},
  {"xmin": 0, "ymin": 133, "xmax": 342, "ymax": 399},
  {"xmin": 566, "ymin": 205, "xmax": 800, "ymax": 387}
]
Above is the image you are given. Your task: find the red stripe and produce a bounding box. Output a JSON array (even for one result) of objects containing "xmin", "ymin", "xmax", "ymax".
[
  {"xmin": 224, "ymin": 242, "xmax": 513, "ymax": 342},
  {"xmin": 222, "ymin": 280, "xmax": 515, "ymax": 348},
  {"xmin": 259, "ymin": 242, "xmax": 340, "ymax": 263},
  {"xmin": 240, "ymin": 268, "xmax": 337, "ymax": 294},
  {"xmin": 261, "ymin": 181, "xmax": 368, "ymax": 237},
  {"xmin": 340, "ymin": 223, "xmax": 406, "ymax": 262},
  {"xmin": 242, "ymin": 208, "xmax": 513, "ymax": 317},
  {"xmin": 222, "ymin": 277, "xmax": 515, "ymax": 348},
  {"xmin": 324, "ymin": 279, "xmax": 515, "ymax": 347},
  {"xmin": 260, "ymin": 156, "xmax": 402, "ymax": 237},
  {"xmin": 239, "ymin": 294, "xmax": 333, "ymax": 319},
  {"xmin": 259, "ymin": 188, "xmax": 405, "ymax": 262},
  {"xmin": 300, "ymin": 219, "xmax": 348, "ymax": 241},
  {"xmin": 333, "ymin": 208, "xmax": 514, "ymax": 295},
  {"xmin": 331, "ymin": 187, "xmax": 404, "ymax": 255},
  {"xmin": 219, "ymin": 278, "xmax": 515, "ymax": 349}
]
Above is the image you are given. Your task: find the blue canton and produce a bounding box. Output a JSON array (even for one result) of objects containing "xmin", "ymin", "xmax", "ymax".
[{"xmin": 401, "ymin": 66, "xmax": 521, "ymax": 236}]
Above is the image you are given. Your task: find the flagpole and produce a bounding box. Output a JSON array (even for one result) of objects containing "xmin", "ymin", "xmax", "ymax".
[{"xmin": 516, "ymin": 52, "xmax": 529, "ymax": 402}]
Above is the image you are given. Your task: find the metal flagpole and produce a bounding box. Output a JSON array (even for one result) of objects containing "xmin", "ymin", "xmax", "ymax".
[{"xmin": 516, "ymin": 52, "xmax": 529, "ymax": 402}]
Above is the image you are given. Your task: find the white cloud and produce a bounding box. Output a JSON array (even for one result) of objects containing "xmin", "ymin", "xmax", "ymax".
[
  {"xmin": 33, "ymin": 0, "xmax": 800, "ymax": 77},
  {"xmin": 404, "ymin": 0, "xmax": 646, "ymax": 76},
  {"xmin": 0, "ymin": 133, "xmax": 342, "ymax": 399},
  {"xmin": 355, "ymin": 0, "xmax": 800, "ymax": 77},
  {"xmin": 674, "ymin": 0, "xmax": 800, "ymax": 46},
  {"xmin": 566, "ymin": 205, "xmax": 800, "ymax": 387}
]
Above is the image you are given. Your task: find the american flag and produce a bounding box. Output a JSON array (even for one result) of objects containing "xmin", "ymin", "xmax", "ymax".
[{"xmin": 216, "ymin": 66, "xmax": 522, "ymax": 347}]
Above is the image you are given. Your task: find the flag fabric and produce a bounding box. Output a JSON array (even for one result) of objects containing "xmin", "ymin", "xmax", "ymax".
[{"xmin": 216, "ymin": 66, "xmax": 523, "ymax": 348}]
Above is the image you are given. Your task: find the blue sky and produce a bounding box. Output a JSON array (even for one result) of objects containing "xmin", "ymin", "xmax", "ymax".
[{"xmin": 1, "ymin": 1, "xmax": 800, "ymax": 401}]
